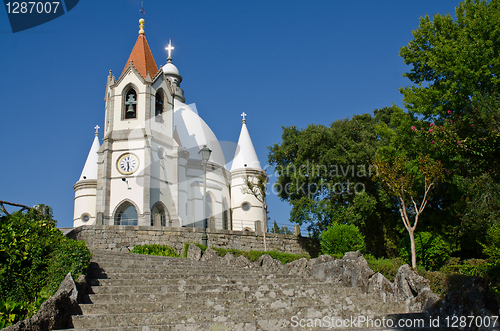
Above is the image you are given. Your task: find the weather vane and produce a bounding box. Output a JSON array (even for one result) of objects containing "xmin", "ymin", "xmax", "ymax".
[{"xmin": 139, "ymin": 1, "xmax": 145, "ymax": 16}]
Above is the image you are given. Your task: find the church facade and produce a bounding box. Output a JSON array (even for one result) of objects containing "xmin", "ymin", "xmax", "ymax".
[{"xmin": 73, "ymin": 19, "xmax": 265, "ymax": 232}]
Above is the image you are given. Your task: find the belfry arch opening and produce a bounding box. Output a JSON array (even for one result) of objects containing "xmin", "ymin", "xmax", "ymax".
[
  {"xmin": 155, "ymin": 90, "xmax": 164, "ymax": 122},
  {"xmin": 124, "ymin": 88, "xmax": 137, "ymax": 119}
]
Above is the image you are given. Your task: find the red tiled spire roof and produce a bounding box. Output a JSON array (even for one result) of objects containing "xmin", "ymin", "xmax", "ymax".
[{"xmin": 122, "ymin": 20, "xmax": 158, "ymax": 79}]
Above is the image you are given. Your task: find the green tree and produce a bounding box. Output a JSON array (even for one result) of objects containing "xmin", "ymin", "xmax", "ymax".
[
  {"xmin": 399, "ymin": 0, "xmax": 500, "ymax": 258},
  {"xmin": 268, "ymin": 109, "xmax": 400, "ymax": 256},
  {"xmin": 399, "ymin": 0, "xmax": 500, "ymax": 120},
  {"xmin": 375, "ymin": 154, "xmax": 444, "ymax": 268}
]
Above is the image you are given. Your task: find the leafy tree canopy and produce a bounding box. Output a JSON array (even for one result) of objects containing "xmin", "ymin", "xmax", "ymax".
[{"xmin": 400, "ymin": 0, "xmax": 500, "ymax": 120}]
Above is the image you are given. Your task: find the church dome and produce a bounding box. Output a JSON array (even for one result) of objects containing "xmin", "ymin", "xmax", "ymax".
[
  {"xmin": 162, "ymin": 62, "xmax": 179, "ymax": 76},
  {"xmin": 174, "ymin": 102, "xmax": 226, "ymax": 167}
]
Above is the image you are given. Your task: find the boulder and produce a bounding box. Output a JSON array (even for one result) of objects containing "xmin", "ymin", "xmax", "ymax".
[
  {"xmin": 4, "ymin": 273, "xmax": 81, "ymax": 331},
  {"xmin": 233, "ymin": 255, "xmax": 253, "ymax": 268},
  {"xmin": 343, "ymin": 250, "xmax": 363, "ymax": 260},
  {"xmin": 407, "ymin": 288, "xmax": 441, "ymax": 313},
  {"xmin": 255, "ymin": 254, "xmax": 282, "ymax": 273},
  {"xmin": 200, "ymin": 247, "xmax": 220, "ymax": 262},
  {"xmin": 75, "ymin": 274, "xmax": 90, "ymax": 304},
  {"xmin": 311, "ymin": 259, "xmax": 344, "ymax": 282},
  {"xmin": 392, "ymin": 264, "xmax": 430, "ymax": 301},
  {"xmin": 311, "ymin": 251, "xmax": 375, "ymax": 292},
  {"xmin": 367, "ymin": 272, "xmax": 395, "ymax": 302},
  {"xmin": 186, "ymin": 244, "xmax": 202, "ymax": 261},
  {"xmin": 221, "ymin": 252, "xmax": 236, "ymax": 265},
  {"xmin": 341, "ymin": 253, "xmax": 375, "ymax": 292},
  {"xmin": 280, "ymin": 257, "xmax": 310, "ymax": 277}
]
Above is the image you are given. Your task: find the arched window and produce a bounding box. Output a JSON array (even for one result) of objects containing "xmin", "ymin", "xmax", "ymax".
[
  {"xmin": 151, "ymin": 202, "xmax": 169, "ymax": 227},
  {"xmin": 124, "ymin": 88, "xmax": 137, "ymax": 119},
  {"xmin": 155, "ymin": 90, "xmax": 164, "ymax": 121},
  {"xmin": 114, "ymin": 201, "xmax": 138, "ymax": 226},
  {"xmin": 222, "ymin": 199, "xmax": 229, "ymax": 230}
]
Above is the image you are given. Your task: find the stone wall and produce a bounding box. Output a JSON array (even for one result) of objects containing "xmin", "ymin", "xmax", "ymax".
[{"xmin": 67, "ymin": 225, "xmax": 319, "ymax": 256}]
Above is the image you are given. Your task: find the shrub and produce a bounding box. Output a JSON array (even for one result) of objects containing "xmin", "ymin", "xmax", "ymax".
[
  {"xmin": 482, "ymin": 222, "xmax": 500, "ymax": 264},
  {"xmin": 364, "ymin": 255, "xmax": 404, "ymax": 282},
  {"xmin": 0, "ymin": 207, "xmax": 90, "ymax": 327},
  {"xmin": 131, "ymin": 244, "xmax": 179, "ymax": 257},
  {"xmin": 399, "ymin": 231, "xmax": 451, "ymax": 270},
  {"xmin": 320, "ymin": 223, "xmax": 365, "ymax": 256}
]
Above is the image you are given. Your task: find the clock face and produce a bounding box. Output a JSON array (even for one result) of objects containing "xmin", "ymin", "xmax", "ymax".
[{"xmin": 117, "ymin": 154, "xmax": 138, "ymax": 175}]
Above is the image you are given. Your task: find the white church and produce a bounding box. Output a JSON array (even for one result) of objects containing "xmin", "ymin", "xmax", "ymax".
[{"xmin": 73, "ymin": 19, "xmax": 265, "ymax": 232}]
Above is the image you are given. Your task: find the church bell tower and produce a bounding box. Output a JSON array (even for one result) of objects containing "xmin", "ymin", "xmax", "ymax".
[{"xmin": 92, "ymin": 19, "xmax": 182, "ymax": 227}]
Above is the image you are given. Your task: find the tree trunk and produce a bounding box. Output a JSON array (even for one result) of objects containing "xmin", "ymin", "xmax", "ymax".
[{"xmin": 409, "ymin": 228, "xmax": 416, "ymax": 269}]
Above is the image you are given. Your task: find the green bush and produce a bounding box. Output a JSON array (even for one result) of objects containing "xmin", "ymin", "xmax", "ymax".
[
  {"xmin": 482, "ymin": 222, "xmax": 500, "ymax": 264},
  {"xmin": 365, "ymin": 255, "xmax": 404, "ymax": 282},
  {"xmin": 0, "ymin": 207, "xmax": 90, "ymax": 327},
  {"xmin": 399, "ymin": 231, "xmax": 451, "ymax": 271},
  {"xmin": 320, "ymin": 223, "xmax": 365, "ymax": 256},
  {"xmin": 46, "ymin": 239, "xmax": 91, "ymax": 292},
  {"xmin": 131, "ymin": 244, "xmax": 179, "ymax": 257}
]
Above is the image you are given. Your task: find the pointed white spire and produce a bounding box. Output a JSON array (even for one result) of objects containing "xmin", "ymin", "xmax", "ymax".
[
  {"xmin": 79, "ymin": 128, "xmax": 101, "ymax": 180},
  {"xmin": 231, "ymin": 113, "xmax": 261, "ymax": 171}
]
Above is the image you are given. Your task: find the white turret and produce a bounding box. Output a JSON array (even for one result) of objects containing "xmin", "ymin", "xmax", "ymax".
[
  {"xmin": 230, "ymin": 113, "xmax": 265, "ymax": 231},
  {"xmin": 73, "ymin": 126, "xmax": 101, "ymax": 226}
]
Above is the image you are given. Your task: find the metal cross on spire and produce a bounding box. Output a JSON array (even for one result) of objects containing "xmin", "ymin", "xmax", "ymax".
[
  {"xmin": 94, "ymin": 125, "xmax": 100, "ymax": 136},
  {"xmin": 241, "ymin": 112, "xmax": 247, "ymax": 124},
  {"xmin": 165, "ymin": 39, "xmax": 174, "ymax": 59}
]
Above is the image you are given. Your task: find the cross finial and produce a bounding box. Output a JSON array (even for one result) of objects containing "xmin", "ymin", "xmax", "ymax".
[
  {"xmin": 241, "ymin": 112, "xmax": 247, "ymax": 124},
  {"xmin": 94, "ymin": 125, "xmax": 100, "ymax": 136},
  {"xmin": 165, "ymin": 39, "xmax": 174, "ymax": 60}
]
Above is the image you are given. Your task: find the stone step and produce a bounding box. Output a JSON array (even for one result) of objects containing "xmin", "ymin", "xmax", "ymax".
[
  {"xmin": 88, "ymin": 274, "xmax": 307, "ymax": 287},
  {"xmin": 88, "ymin": 260, "xmax": 241, "ymax": 269},
  {"xmin": 88, "ymin": 271, "xmax": 296, "ymax": 281},
  {"xmin": 88, "ymin": 267, "xmax": 251, "ymax": 277},
  {"xmin": 70, "ymin": 302, "xmax": 409, "ymax": 329},
  {"xmin": 85, "ymin": 284, "xmax": 360, "ymax": 304},
  {"xmin": 88, "ymin": 263, "xmax": 254, "ymax": 274},
  {"xmin": 87, "ymin": 285, "xmax": 379, "ymax": 307},
  {"xmin": 80, "ymin": 294, "xmax": 405, "ymax": 315},
  {"xmin": 88, "ymin": 280, "xmax": 344, "ymax": 295}
]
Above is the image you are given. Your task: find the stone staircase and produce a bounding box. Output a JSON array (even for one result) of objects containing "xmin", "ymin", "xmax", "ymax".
[{"xmin": 66, "ymin": 250, "xmax": 415, "ymax": 331}]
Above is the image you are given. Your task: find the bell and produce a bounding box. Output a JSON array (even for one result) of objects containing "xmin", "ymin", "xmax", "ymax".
[{"xmin": 126, "ymin": 104, "xmax": 135, "ymax": 115}]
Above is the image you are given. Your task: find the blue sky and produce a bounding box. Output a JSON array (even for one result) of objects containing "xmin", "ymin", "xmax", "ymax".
[{"xmin": 0, "ymin": 0, "xmax": 461, "ymax": 230}]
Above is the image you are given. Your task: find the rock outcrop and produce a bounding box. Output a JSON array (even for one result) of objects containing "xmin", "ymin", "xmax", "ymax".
[
  {"xmin": 186, "ymin": 243, "xmax": 202, "ymax": 260},
  {"xmin": 192, "ymin": 247, "xmax": 442, "ymax": 315},
  {"xmin": 4, "ymin": 273, "xmax": 81, "ymax": 331}
]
